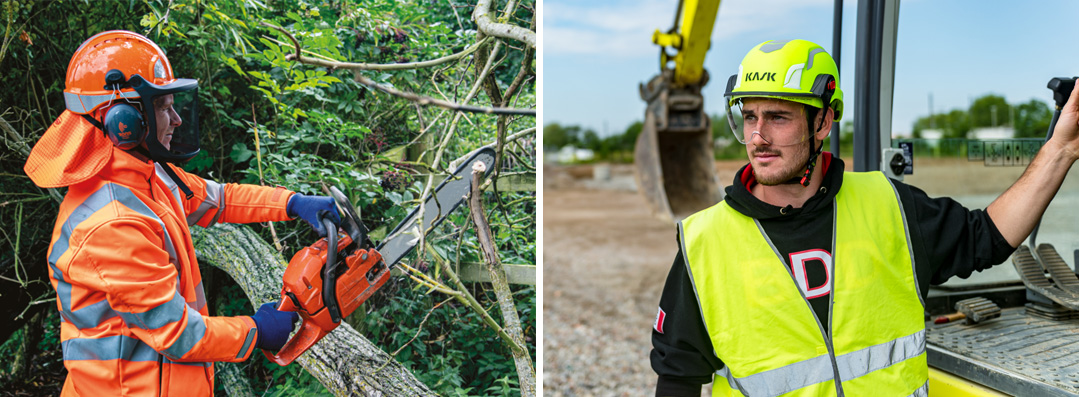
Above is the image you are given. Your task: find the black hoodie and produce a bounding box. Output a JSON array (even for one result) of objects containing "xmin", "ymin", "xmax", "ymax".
[{"xmin": 650, "ymin": 153, "xmax": 1016, "ymax": 396}]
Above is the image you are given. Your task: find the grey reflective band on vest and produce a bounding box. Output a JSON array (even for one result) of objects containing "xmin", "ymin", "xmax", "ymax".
[
  {"xmin": 715, "ymin": 329, "xmax": 926, "ymax": 396},
  {"xmin": 717, "ymin": 354, "xmax": 834, "ymax": 396},
  {"xmin": 190, "ymin": 280, "xmax": 207, "ymax": 312},
  {"xmin": 155, "ymin": 164, "xmax": 186, "ymax": 206},
  {"xmin": 836, "ymin": 328, "xmax": 925, "ymax": 382},
  {"xmin": 161, "ymin": 304, "xmax": 207, "ymax": 360},
  {"xmin": 908, "ymin": 382, "xmax": 928, "ymax": 397},
  {"xmin": 62, "ymin": 335, "xmax": 159, "ymax": 362}
]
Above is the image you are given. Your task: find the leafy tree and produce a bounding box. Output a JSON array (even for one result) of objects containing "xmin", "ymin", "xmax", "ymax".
[
  {"xmin": 622, "ymin": 121, "xmax": 643, "ymax": 150},
  {"xmin": 1014, "ymin": 99, "xmax": 1053, "ymax": 138},
  {"xmin": 969, "ymin": 94, "xmax": 1011, "ymax": 128},
  {"xmin": 913, "ymin": 108, "xmax": 972, "ymax": 139},
  {"xmin": 543, "ymin": 123, "xmax": 572, "ymax": 149}
]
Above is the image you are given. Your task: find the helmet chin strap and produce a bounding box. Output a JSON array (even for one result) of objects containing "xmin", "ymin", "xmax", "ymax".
[
  {"xmin": 783, "ymin": 109, "xmax": 827, "ymax": 187},
  {"xmin": 798, "ymin": 136, "xmax": 825, "ymax": 187}
]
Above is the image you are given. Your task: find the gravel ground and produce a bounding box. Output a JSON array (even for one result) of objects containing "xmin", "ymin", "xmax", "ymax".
[{"xmin": 542, "ymin": 164, "xmax": 691, "ymax": 396}]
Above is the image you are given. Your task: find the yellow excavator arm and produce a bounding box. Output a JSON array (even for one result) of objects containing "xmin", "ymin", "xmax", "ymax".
[
  {"xmin": 635, "ymin": 0, "xmax": 724, "ymax": 221},
  {"xmin": 652, "ymin": 0, "xmax": 721, "ymax": 87}
]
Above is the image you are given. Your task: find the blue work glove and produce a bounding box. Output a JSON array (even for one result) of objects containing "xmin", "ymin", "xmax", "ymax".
[
  {"xmin": 286, "ymin": 193, "xmax": 341, "ymax": 237},
  {"xmin": 251, "ymin": 302, "xmax": 299, "ymax": 351}
]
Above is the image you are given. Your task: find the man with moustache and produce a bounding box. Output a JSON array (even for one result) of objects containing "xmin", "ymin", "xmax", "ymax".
[{"xmin": 650, "ymin": 39, "xmax": 1079, "ymax": 396}]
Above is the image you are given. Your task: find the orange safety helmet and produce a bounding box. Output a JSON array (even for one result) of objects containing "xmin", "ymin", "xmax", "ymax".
[
  {"xmin": 25, "ymin": 30, "xmax": 200, "ymax": 189},
  {"xmin": 65, "ymin": 30, "xmax": 200, "ymax": 163}
]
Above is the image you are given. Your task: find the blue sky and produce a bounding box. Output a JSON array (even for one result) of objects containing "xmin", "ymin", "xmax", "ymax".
[{"xmin": 542, "ymin": 0, "xmax": 1079, "ymax": 138}]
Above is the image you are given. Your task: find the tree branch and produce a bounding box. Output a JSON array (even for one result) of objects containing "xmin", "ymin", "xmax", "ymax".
[
  {"xmin": 472, "ymin": 0, "xmax": 535, "ymax": 47},
  {"xmin": 468, "ymin": 161, "xmax": 535, "ymax": 397},
  {"xmin": 262, "ymin": 34, "xmax": 493, "ymax": 71},
  {"xmin": 260, "ymin": 22, "xmax": 534, "ymax": 117},
  {"xmin": 427, "ymin": 242, "xmax": 527, "ymax": 355},
  {"xmin": 0, "ymin": 112, "xmax": 62, "ymax": 203}
]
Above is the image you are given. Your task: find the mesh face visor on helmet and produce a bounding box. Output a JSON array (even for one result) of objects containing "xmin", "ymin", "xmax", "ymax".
[
  {"xmin": 723, "ymin": 74, "xmax": 836, "ymax": 147},
  {"xmin": 128, "ymin": 74, "xmax": 200, "ymax": 163}
]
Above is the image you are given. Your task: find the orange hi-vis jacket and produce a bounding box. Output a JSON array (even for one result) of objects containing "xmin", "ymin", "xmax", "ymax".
[{"xmin": 45, "ymin": 146, "xmax": 294, "ymax": 396}]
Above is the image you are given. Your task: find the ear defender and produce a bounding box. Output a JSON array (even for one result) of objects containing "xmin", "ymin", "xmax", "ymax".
[{"xmin": 103, "ymin": 103, "xmax": 146, "ymax": 149}]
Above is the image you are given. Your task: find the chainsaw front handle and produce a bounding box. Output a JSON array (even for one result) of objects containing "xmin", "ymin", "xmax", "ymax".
[{"xmin": 320, "ymin": 216, "xmax": 346, "ymax": 323}]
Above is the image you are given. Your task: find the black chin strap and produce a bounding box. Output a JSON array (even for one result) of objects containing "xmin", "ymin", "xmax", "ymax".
[
  {"xmin": 81, "ymin": 114, "xmax": 107, "ymax": 132},
  {"xmin": 159, "ymin": 162, "xmax": 195, "ymax": 200},
  {"xmin": 134, "ymin": 145, "xmax": 196, "ymax": 200},
  {"xmin": 798, "ymin": 135, "xmax": 826, "ymax": 187},
  {"xmin": 783, "ymin": 108, "xmax": 827, "ymax": 187},
  {"xmin": 796, "ymin": 76, "xmax": 836, "ymax": 188}
]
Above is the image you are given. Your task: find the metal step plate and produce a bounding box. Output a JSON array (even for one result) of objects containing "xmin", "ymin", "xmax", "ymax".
[{"xmin": 928, "ymin": 307, "xmax": 1079, "ymax": 396}]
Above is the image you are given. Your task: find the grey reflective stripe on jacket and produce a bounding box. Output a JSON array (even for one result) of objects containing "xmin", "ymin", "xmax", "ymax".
[
  {"xmin": 153, "ymin": 163, "xmax": 226, "ymax": 226},
  {"xmin": 716, "ymin": 329, "xmax": 926, "ymax": 396}
]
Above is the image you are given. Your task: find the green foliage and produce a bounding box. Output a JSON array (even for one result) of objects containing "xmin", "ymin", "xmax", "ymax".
[
  {"xmin": 913, "ymin": 108, "xmax": 972, "ymax": 139},
  {"xmin": 359, "ymin": 281, "xmax": 535, "ymax": 396},
  {"xmin": 911, "ymin": 94, "xmax": 1052, "ymax": 139},
  {"xmin": 0, "ymin": 0, "xmax": 535, "ymax": 394},
  {"xmin": 969, "ymin": 94, "xmax": 1011, "ymax": 128},
  {"xmin": 1014, "ymin": 99, "xmax": 1053, "ymax": 138},
  {"xmin": 542, "ymin": 123, "xmax": 580, "ymax": 150}
]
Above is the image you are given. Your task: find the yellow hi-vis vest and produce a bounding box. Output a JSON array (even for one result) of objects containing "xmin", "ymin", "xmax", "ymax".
[{"xmin": 679, "ymin": 172, "xmax": 928, "ymax": 397}]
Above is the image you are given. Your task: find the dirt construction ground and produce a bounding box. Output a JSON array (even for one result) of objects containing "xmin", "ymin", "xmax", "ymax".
[
  {"xmin": 542, "ymin": 173, "xmax": 672, "ymax": 395},
  {"xmin": 542, "ymin": 157, "xmax": 1079, "ymax": 396},
  {"xmin": 541, "ymin": 161, "xmax": 746, "ymax": 396}
]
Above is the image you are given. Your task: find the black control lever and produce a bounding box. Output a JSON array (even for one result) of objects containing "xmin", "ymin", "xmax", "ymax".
[{"xmin": 1028, "ymin": 77, "xmax": 1076, "ymax": 249}]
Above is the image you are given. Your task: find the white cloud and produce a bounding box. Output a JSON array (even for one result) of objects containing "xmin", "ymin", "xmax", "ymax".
[
  {"xmin": 543, "ymin": 0, "xmax": 834, "ymax": 57},
  {"xmin": 544, "ymin": 0, "xmax": 677, "ymax": 57}
]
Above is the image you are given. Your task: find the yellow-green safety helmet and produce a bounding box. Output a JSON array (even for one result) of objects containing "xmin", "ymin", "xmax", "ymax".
[{"xmin": 724, "ymin": 39, "xmax": 844, "ymax": 133}]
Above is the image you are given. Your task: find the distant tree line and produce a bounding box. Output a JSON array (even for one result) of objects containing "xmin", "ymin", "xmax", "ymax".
[
  {"xmin": 912, "ymin": 94, "xmax": 1054, "ymax": 139},
  {"xmin": 546, "ymin": 94, "xmax": 1052, "ymax": 165},
  {"xmin": 544, "ymin": 115, "xmax": 751, "ymax": 163}
]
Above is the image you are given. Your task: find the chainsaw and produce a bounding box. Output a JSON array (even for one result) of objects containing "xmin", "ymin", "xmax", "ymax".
[{"xmin": 265, "ymin": 147, "xmax": 496, "ymax": 365}]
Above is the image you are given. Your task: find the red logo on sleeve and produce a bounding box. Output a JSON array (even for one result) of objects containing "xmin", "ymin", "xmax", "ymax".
[{"xmin": 654, "ymin": 307, "xmax": 666, "ymax": 334}]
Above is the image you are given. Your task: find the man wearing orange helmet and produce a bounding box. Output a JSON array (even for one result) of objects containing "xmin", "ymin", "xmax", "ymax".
[{"xmin": 24, "ymin": 30, "xmax": 341, "ymax": 395}]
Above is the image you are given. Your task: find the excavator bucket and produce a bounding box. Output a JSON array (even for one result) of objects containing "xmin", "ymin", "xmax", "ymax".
[{"xmin": 634, "ymin": 72, "xmax": 723, "ymax": 222}]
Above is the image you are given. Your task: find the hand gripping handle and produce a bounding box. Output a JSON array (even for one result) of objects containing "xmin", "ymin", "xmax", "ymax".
[{"xmin": 263, "ymin": 305, "xmax": 330, "ymax": 366}]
